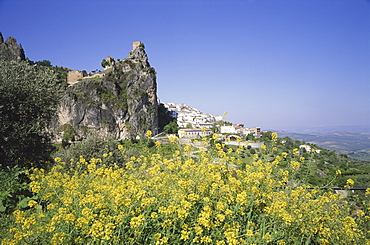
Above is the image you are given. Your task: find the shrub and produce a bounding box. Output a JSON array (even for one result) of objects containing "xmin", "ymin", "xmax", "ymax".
[{"xmin": 52, "ymin": 133, "xmax": 120, "ymax": 164}]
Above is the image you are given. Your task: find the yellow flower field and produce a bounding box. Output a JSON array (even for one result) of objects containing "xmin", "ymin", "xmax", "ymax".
[{"xmin": 2, "ymin": 134, "xmax": 369, "ymax": 244}]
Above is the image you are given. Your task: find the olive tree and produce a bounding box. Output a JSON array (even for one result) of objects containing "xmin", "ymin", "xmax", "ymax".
[{"xmin": 0, "ymin": 60, "xmax": 61, "ymax": 167}]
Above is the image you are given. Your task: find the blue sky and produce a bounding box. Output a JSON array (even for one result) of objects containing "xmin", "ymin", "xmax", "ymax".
[{"xmin": 0, "ymin": 0, "xmax": 369, "ymax": 131}]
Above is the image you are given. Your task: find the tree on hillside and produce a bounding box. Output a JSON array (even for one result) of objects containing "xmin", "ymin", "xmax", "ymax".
[
  {"xmin": 35, "ymin": 60, "xmax": 52, "ymax": 67},
  {"xmin": 101, "ymin": 59, "xmax": 109, "ymax": 68},
  {"xmin": 247, "ymin": 133, "xmax": 255, "ymax": 141},
  {"xmin": 0, "ymin": 60, "xmax": 62, "ymax": 168},
  {"xmin": 164, "ymin": 120, "xmax": 179, "ymax": 134}
]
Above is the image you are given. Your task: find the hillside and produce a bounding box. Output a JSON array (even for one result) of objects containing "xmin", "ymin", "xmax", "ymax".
[{"xmin": 276, "ymin": 130, "xmax": 370, "ymax": 160}]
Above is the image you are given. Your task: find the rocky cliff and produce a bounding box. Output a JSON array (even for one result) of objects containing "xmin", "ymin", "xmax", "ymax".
[
  {"xmin": 50, "ymin": 41, "xmax": 158, "ymax": 140},
  {"xmin": 0, "ymin": 32, "xmax": 25, "ymax": 61}
]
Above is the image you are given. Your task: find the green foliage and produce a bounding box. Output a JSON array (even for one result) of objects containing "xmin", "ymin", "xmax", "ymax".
[
  {"xmin": 164, "ymin": 120, "xmax": 179, "ymax": 134},
  {"xmin": 0, "ymin": 60, "xmax": 62, "ymax": 168},
  {"xmin": 35, "ymin": 59, "xmax": 52, "ymax": 67},
  {"xmin": 101, "ymin": 59, "xmax": 108, "ymax": 68},
  {"xmin": 52, "ymin": 133, "xmax": 160, "ymax": 168},
  {"xmin": 0, "ymin": 166, "xmax": 32, "ymax": 214},
  {"xmin": 69, "ymin": 79, "xmax": 129, "ymax": 110},
  {"xmin": 260, "ymin": 131, "xmax": 273, "ymax": 142},
  {"xmin": 56, "ymin": 124, "xmax": 77, "ymax": 147},
  {"xmin": 50, "ymin": 66, "xmax": 70, "ymax": 87},
  {"xmin": 219, "ymin": 120, "xmax": 232, "ymax": 126},
  {"xmin": 27, "ymin": 59, "xmax": 70, "ymax": 87},
  {"xmin": 258, "ymin": 133, "xmax": 370, "ymax": 188},
  {"xmin": 0, "ymin": 167, "xmax": 36, "ymax": 241},
  {"xmin": 246, "ymin": 133, "xmax": 255, "ymax": 141},
  {"xmin": 0, "ymin": 213, "xmax": 14, "ymax": 242},
  {"xmin": 52, "ymin": 133, "xmax": 120, "ymax": 164}
]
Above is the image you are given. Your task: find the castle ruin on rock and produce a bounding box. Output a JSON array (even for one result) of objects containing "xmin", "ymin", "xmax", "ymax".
[{"xmin": 50, "ymin": 41, "xmax": 158, "ymax": 141}]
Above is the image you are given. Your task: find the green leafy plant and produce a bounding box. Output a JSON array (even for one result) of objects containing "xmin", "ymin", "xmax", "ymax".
[
  {"xmin": 0, "ymin": 60, "xmax": 62, "ymax": 168},
  {"xmin": 0, "ymin": 166, "xmax": 32, "ymax": 214}
]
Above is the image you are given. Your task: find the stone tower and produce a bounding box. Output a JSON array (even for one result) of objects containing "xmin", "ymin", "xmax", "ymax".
[
  {"xmin": 67, "ymin": 70, "xmax": 83, "ymax": 84},
  {"xmin": 132, "ymin": 41, "xmax": 141, "ymax": 50}
]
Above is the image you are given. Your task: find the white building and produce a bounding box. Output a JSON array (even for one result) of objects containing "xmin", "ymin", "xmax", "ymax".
[
  {"xmin": 178, "ymin": 128, "xmax": 213, "ymax": 139},
  {"xmin": 220, "ymin": 125, "xmax": 261, "ymax": 138},
  {"xmin": 300, "ymin": 144, "xmax": 312, "ymax": 152},
  {"xmin": 220, "ymin": 125, "xmax": 237, "ymax": 134},
  {"xmin": 197, "ymin": 123, "xmax": 214, "ymax": 129},
  {"xmin": 162, "ymin": 102, "xmax": 222, "ymax": 128},
  {"xmin": 300, "ymin": 144, "xmax": 321, "ymax": 153}
]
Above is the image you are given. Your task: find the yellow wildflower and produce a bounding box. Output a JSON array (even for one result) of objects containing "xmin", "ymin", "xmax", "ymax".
[
  {"xmin": 153, "ymin": 233, "xmax": 161, "ymax": 241},
  {"xmin": 27, "ymin": 200, "xmax": 38, "ymax": 208},
  {"xmin": 130, "ymin": 215, "xmax": 145, "ymax": 228},
  {"xmin": 344, "ymin": 179, "xmax": 354, "ymax": 188}
]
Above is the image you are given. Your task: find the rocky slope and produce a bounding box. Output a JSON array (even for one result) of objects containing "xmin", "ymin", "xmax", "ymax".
[
  {"xmin": 50, "ymin": 42, "xmax": 158, "ymax": 141},
  {"xmin": 0, "ymin": 32, "xmax": 26, "ymax": 61}
]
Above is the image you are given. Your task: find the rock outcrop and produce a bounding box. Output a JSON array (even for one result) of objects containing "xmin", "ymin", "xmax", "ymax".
[
  {"xmin": 50, "ymin": 41, "xmax": 158, "ymax": 141},
  {"xmin": 0, "ymin": 32, "xmax": 26, "ymax": 61}
]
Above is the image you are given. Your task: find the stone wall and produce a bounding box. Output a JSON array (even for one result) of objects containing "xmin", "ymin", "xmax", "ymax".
[{"xmin": 67, "ymin": 70, "xmax": 83, "ymax": 84}]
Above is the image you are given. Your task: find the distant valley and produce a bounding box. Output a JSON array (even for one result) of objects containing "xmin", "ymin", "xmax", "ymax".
[{"xmin": 275, "ymin": 128, "xmax": 370, "ymax": 161}]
